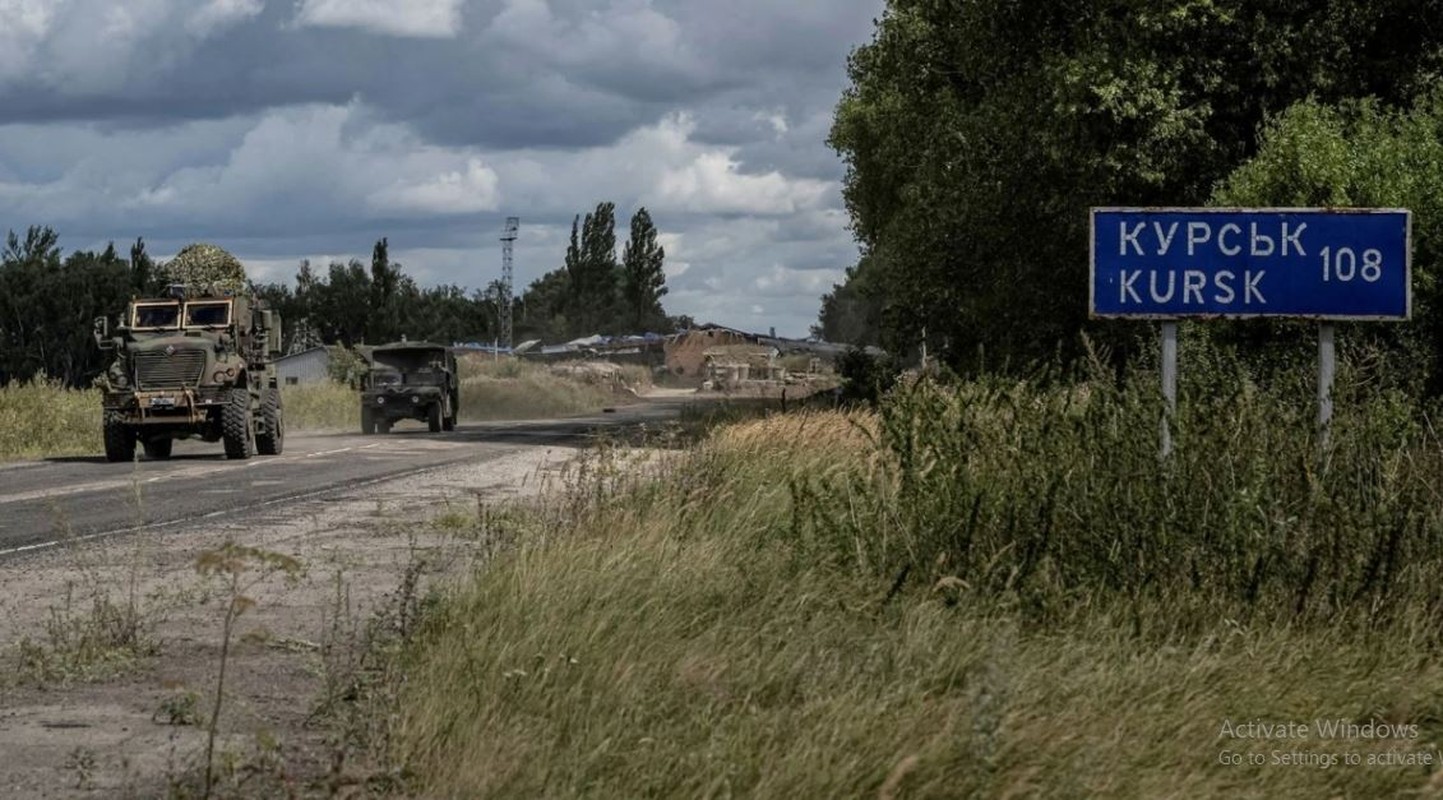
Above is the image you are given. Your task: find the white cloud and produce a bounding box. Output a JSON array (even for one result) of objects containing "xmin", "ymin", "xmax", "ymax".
[
  {"xmin": 752, "ymin": 264, "xmax": 843, "ymax": 298},
  {"xmin": 186, "ymin": 0, "xmax": 265, "ymax": 37},
  {"xmin": 658, "ymin": 150, "xmax": 827, "ymax": 215},
  {"xmin": 493, "ymin": 113, "xmax": 831, "ymax": 217},
  {"xmin": 370, "ymin": 157, "xmax": 501, "ymax": 215},
  {"xmin": 487, "ymin": 0, "xmax": 697, "ymax": 74},
  {"xmin": 293, "ymin": 0, "xmax": 464, "ymax": 38},
  {"xmin": 0, "ymin": 1, "xmax": 52, "ymax": 81},
  {"xmin": 113, "ymin": 102, "xmax": 500, "ymax": 227},
  {"xmin": 753, "ymin": 109, "xmax": 789, "ymax": 137}
]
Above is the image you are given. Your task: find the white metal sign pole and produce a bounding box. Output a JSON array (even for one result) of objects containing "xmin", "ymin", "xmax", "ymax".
[
  {"xmin": 1318, "ymin": 322, "xmax": 1335, "ymax": 450},
  {"xmin": 1161, "ymin": 321, "xmax": 1177, "ymax": 459}
]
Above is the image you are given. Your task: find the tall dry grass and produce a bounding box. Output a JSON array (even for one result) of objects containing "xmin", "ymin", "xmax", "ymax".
[
  {"xmin": 0, "ymin": 359, "xmax": 651, "ymax": 460},
  {"xmin": 458, "ymin": 358, "xmax": 642, "ymax": 421},
  {"xmin": 0, "ymin": 379, "xmax": 101, "ymax": 460},
  {"xmin": 0, "ymin": 380, "xmax": 362, "ymax": 460},
  {"xmin": 385, "ymin": 373, "xmax": 1443, "ymax": 798},
  {"xmin": 280, "ymin": 381, "xmax": 356, "ymax": 431}
]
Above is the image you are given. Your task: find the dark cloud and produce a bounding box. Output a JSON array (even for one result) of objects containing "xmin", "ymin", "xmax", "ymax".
[{"xmin": 0, "ymin": 0, "xmax": 884, "ymax": 338}]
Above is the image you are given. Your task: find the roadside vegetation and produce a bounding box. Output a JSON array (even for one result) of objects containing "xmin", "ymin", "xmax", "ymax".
[
  {"xmin": 352, "ymin": 357, "xmax": 1443, "ymax": 798},
  {"xmin": 0, "ymin": 377, "xmax": 101, "ymax": 460},
  {"xmin": 458, "ymin": 357, "xmax": 647, "ymax": 422},
  {"xmin": 0, "ymin": 358, "xmax": 650, "ymax": 461}
]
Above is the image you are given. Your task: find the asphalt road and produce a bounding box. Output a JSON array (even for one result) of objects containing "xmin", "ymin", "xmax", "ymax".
[{"xmin": 0, "ymin": 400, "xmax": 694, "ymax": 557}]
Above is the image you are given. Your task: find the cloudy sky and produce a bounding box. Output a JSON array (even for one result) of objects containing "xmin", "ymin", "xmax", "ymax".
[{"xmin": 0, "ymin": 0, "xmax": 883, "ymax": 338}]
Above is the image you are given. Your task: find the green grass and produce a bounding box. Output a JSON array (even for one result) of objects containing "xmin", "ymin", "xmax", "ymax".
[{"xmin": 379, "ymin": 370, "xmax": 1443, "ymax": 798}]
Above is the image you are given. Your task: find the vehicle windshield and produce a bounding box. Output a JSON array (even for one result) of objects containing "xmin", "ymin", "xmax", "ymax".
[
  {"xmin": 184, "ymin": 301, "xmax": 232, "ymax": 328},
  {"xmin": 131, "ymin": 302, "xmax": 180, "ymax": 330},
  {"xmin": 372, "ymin": 349, "xmax": 447, "ymax": 384}
]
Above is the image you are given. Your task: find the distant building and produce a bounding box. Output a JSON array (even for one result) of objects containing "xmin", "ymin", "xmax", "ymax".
[
  {"xmin": 664, "ymin": 327, "xmax": 753, "ymax": 379},
  {"xmin": 275, "ymin": 346, "xmax": 331, "ymax": 386}
]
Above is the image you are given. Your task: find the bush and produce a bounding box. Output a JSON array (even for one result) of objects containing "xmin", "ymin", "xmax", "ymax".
[{"xmin": 835, "ymin": 346, "xmax": 899, "ymax": 405}]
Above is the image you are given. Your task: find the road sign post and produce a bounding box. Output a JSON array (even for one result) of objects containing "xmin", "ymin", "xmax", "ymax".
[
  {"xmin": 1318, "ymin": 323, "xmax": 1335, "ymax": 450},
  {"xmin": 1090, "ymin": 208, "xmax": 1411, "ymax": 455},
  {"xmin": 1161, "ymin": 321, "xmax": 1177, "ymax": 459}
]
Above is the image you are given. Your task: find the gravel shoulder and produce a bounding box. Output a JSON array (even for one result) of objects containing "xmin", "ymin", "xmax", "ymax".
[{"xmin": 0, "ymin": 441, "xmax": 581, "ymax": 798}]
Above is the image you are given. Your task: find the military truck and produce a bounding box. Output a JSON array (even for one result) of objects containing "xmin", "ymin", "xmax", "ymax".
[
  {"xmin": 93, "ymin": 284, "xmax": 284, "ymax": 461},
  {"xmin": 359, "ymin": 342, "xmax": 459, "ymax": 434}
]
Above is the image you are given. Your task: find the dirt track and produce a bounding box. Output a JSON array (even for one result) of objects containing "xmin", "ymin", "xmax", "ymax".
[{"xmin": 0, "ymin": 406, "xmax": 686, "ymax": 797}]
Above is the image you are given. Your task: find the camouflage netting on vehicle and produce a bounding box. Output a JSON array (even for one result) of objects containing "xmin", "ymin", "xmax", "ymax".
[{"xmin": 160, "ymin": 243, "xmax": 248, "ymax": 293}]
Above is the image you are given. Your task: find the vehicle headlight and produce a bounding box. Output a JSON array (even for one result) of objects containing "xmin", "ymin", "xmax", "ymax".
[
  {"xmin": 213, "ymin": 371, "xmax": 226, "ymax": 382},
  {"xmin": 376, "ymin": 396, "xmax": 386, "ymax": 405},
  {"xmin": 411, "ymin": 396, "xmax": 420, "ymax": 404}
]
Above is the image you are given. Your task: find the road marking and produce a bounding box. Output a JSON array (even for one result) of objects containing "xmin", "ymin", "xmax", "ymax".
[{"xmin": 0, "ymin": 449, "xmax": 529, "ymax": 559}]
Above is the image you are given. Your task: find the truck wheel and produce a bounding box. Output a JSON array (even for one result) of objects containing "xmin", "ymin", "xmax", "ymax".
[
  {"xmin": 427, "ymin": 402, "xmax": 442, "ymax": 433},
  {"xmin": 103, "ymin": 411, "xmax": 136, "ymax": 463},
  {"xmin": 379, "ymin": 419, "xmax": 393, "ymax": 434},
  {"xmin": 361, "ymin": 406, "xmax": 376, "ymax": 435},
  {"xmin": 142, "ymin": 438, "xmax": 173, "ymax": 460},
  {"xmin": 256, "ymin": 388, "xmax": 284, "ymax": 455},
  {"xmin": 222, "ymin": 388, "xmax": 254, "ymax": 460},
  {"xmin": 442, "ymin": 392, "xmax": 457, "ymax": 431}
]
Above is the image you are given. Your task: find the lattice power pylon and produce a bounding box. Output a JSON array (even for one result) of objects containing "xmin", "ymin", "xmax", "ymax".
[{"xmin": 500, "ymin": 216, "xmax": 519, "ymax": 349}]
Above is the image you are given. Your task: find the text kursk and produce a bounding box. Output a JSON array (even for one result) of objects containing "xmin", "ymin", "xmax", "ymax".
[{"xmin": 1118, "ymin": 221, "xmax": 1306, "ymax": 258}]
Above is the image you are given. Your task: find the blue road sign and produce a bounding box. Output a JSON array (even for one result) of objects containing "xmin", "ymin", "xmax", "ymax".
[{"xmin": 1090, "ymin": 208, "xmax": 1411, "ymax": 320}]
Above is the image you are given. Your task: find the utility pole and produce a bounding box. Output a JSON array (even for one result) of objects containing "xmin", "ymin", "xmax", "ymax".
[{"xmin": 500, "ymin": 216, "xmax": 519, "ymax": 350}]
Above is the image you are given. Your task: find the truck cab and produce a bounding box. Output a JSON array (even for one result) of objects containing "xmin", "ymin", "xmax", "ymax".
[{"xmin": 359, "ymin": 342, "xmax": 459, "ymax": 434}]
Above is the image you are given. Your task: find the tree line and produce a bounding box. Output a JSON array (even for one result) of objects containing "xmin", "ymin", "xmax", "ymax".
[
  {"xmin": 821, "ymin": 0, "xmax": 1443, "ymax": 392},
  {"xmin": 0, "ymin": 202, "xmax": 681, "ymax": 388}
]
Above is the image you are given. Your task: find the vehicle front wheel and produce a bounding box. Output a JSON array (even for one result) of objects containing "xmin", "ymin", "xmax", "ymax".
[
  {"xmin": 361, "ymin": 406, "xmax": 376, "ymax": 435},
  {"xmin": 221, "ymin": 388, "xmax": 254, "ymax": 460},
  {"xmin": 103, "ymin": 410, "xmax": 136, "ymax": 463},
  {"xmin": 427, "ymin": 402, "xmax": 442, "ymax": 433}
]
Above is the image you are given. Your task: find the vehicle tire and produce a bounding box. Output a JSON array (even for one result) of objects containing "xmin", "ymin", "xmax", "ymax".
[
  {"xmin": 427, "ymin": 402, "xmax": 442, "ymax": 433},
  {"xmin": 379, "ymin": 419, "xmax": 393, "ymax": 434},
  {"xmin": 361, "ymin": 406, "xmax": 376, "ymax": 435},
  {"xmin": 221, "ymin": 388, "xmax": 254, "ymax": 460},
  {"xmin": 142, "ymin": 438, "xmax": 173, "ymax": 460},
  {"xmin": 256, "ymin": 387, "xmax": 284, "ymax": 455},
  {"xmin": 103, "ymin": 410, "xmax": 136, "ymax": 463},
  {"xmin": 442, "ymin": 391, "xmax": 457, "ymax": 431}
]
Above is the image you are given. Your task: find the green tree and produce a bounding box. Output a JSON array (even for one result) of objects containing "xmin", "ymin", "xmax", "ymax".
[
  {"xmin": 563, "ymin": 202, "xmax": 620, "ymax": 336},
  {"xmin": 313, "ymin": 259, "xmax": 372, "ymax": 347},
  {"xmin": 1211, "ymin": 93, "xmax": 1443, "ymax": 392},
  {"xmin": 368, "ymin": 236, "xmax": 405, "ymax": 343},
  {"xmin": 621, "ymin": 207, "xmax": 668, "ymax": 331},
  {"xmin": 829, "ymin": 0, "xmax": 1443, "ymax": 372},
  {"xmin": 0, "ymin": 226, "xmax": 130, "ymax": 386},
  {"xmin": 814, "ymin": 253, "xmax": 885, "ymax": 346},
  {"xmin": 129, "ymin": 237, "xmax": 154, "ymax": 295},
  {"xmin": 518, "ymin": 267, "xmax": 572, "ymax": 343}
]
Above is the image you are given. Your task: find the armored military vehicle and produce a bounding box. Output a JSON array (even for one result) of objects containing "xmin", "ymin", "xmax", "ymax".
[
  {"xmin": 93, "ymin": 245, "xmax": 284, "ymax": 461},
  {"xmin": 359, "ymin": 342, "xmax": 459, "ymax": 434}
]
